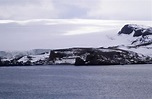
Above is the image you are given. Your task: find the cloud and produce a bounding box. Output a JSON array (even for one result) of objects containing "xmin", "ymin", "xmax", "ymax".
[
  {"xmin": 0, "ymin": 0, "xmax": 151, "ymax": 20},
  {"xmin": 87, "ymin": 0, "xmax": 152, "ymax": 20},
  {"xmin": 0, "ymin": 0, "xmax": 59, "ymax": 20},
  {"xmin": 63, "ymin": 26, "xmax": 117, "ymax": 36},
  {"xmin": 47, "ymin": 0, "xmax": 99, "ymax": 19}
]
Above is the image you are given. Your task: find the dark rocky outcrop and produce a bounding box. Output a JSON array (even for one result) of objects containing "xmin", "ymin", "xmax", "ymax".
[
  {"xmin": 75, "ymin": 57, "xmax": 85, "ymax": 65},
  {"xmin": 134, "ymin": 30, "xmax": 143, "ymax": 37},
  {"xmin": 47, "ymin": 48, "xmax": 152, "ymax": 66},
  {"xmin": 118, "ymin": 24, "xmax": 152, "ymax": 37},
  {"xmin": 118, "ymin": 24, "xmax": 134, "ymax": 35}
]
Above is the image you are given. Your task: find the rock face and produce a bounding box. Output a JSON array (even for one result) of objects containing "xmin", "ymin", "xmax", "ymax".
[
  {"xmin": 0, "ymin": 48, "xmax": 152, "ymax": 66},
  {"xmin": 48, "ymin": 48, "xmax": 152, "ymax": 65},
  {"xmin": 118, "ymin": 24, "xmax": 152, "ymax": 37}
]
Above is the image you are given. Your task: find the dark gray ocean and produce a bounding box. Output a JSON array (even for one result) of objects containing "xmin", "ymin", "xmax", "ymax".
[{"xmin": 0, "ymin": 65, "xmax": 152, "ymax": 99}]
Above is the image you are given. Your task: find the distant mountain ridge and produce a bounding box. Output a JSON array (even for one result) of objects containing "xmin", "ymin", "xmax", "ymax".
[{"xmin": 0, "ymin": 24, "xmax": 152, "ymax": 66}]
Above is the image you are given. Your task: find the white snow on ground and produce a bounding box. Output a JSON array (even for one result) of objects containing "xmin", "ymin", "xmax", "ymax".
[
  {"xmin": 0, "ymin": 49, "xmax": 50, "ymax": 59},
  {"xmin": 98, "ymin": 48, "xmax": 123, "ymax": 53},
  {"xmin": 55, "ymin": 58, "xmax": 75, "ymax": 64},
  {"xmin": 1, "ymin": 58, "xmax": 12, "ymax": 62},
  {"xmin": 18, "ymin": 53, "xmax": 50, "ymax": 63},
  {"xmin": 54, "ymin": 51, "xmax": 74, "ymax": 55},
  {"xmin": 118, "ymin": 46, "xmax": 152, "ymax": 57},
  {"xmin": 18, "ymin": 56, "xmax": 29, "ymax": 63},
  {"xmin": 113, "ymin": 34, "xmax": 138, "ymax": 46},
  {"xmin": 30, "ymin": 53, "xmax": 49, "ymax": 62}
]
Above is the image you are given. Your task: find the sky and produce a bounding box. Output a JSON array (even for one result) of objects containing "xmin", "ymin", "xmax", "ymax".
[
  {"xmin": 0, "ymin": 0, "xmax": 151, "ymax": 20},
  {"xmin": 0, "ymin": 0, "xmax": 152, "ymax": 51}
]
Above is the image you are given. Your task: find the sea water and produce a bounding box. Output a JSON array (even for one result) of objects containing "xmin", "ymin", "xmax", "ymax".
[{"xmin": 0, "ymin": 64, "xmax": 152, "ymax": 99}]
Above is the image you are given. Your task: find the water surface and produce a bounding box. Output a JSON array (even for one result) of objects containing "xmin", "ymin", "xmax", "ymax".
[{"xmin": 0, "ymin": 65, "xmax": 152, "ymax": 99}]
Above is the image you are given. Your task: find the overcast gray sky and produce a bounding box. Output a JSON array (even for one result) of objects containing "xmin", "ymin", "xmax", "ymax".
[
  {"xmin": 0, "ymin": 0, "xmax": 151, "ymax": 20},
  {"xmin": 0, "ymin": 0, "xmax": 152, "ymax": 51}
]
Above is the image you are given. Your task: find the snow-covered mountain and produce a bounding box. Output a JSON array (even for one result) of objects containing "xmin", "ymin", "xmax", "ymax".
[
  {"xmin": 0, "ymin": 24, "xmax": 152, "ymax": 66},
  {"xmin": 116, "ymin": 24, "xmax": 152, "ymax": 57},
  {"xmin": 118, "ymin": 24, "xmax": 152, "ymax": 46}
]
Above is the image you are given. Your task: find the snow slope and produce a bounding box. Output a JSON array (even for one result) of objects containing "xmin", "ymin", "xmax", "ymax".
[{"xmin": 116, "ymin": 24, "xmax": 152, "ymax": 57}]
